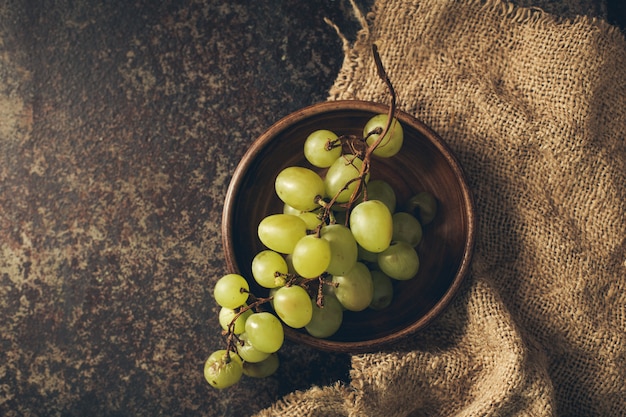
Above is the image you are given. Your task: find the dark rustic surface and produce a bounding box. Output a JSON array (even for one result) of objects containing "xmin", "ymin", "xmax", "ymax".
[{"xmin": 0, "ymin": 1, "xmax": 621, "ymax": 416}]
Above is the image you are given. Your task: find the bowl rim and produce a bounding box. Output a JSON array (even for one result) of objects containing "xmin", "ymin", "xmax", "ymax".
[{"xmin": 221, "ymin": 99, "xmax": 476, "ymax": 353}]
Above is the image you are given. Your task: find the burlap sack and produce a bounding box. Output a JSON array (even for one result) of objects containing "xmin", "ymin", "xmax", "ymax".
[{"xmin": 255, "ymin": 0, "xmax": 626, "ymax": 416}]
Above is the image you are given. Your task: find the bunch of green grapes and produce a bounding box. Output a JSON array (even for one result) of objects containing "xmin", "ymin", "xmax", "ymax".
[{"xmin": 205, "ymin": 113, "xmax": 437, "ymax": 389}]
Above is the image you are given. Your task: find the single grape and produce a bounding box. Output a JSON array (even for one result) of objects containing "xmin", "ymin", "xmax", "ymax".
[
  {"xmin": 320, "ymin": 223, "xmax": 358, "ymax": 276},
  {"xmin": 349, "ymin": 199, "xmax": 393, "ymax": 253},
  {"xmin": 268, "ymin": 287, "xmax": 280, "ymax": 308},
  {"xmin": 218, "ymin": 305, "xmax": 252, "ymax": 334},
  {"xmin": 204, "ymin": 350, "xmax": 243, "ymax": 389},
  {"xmin": 363, "ymin": 114, "xmax": 404, "ymax": 158},
  {"xmin": 272, "ymin": 285, "xmax": 313, "ymax": 328},
  {"xmin": 242, "ymin": 353, "xmax": 280, "ymax": 378},
  {"xmin": 364, "ymin": 179, "xmax": 396, "ymax": 213},
  {"xmin": 322, "ymin": 278, "xmax": 338, "ymax": 297},
  {"xmin": 305, "ymin": 295, "xmax": 343, "ymax": 338},
  {"xmin": 407, "ymin": 191, "xmax": 437, "ymax": 225},
  {"xmin": 377, "ymin": 241, "xmax": 420, "ymax": 280},
  {"xmin": 303, "ymin": 129, "xmax": 342, "ymax": 168},
  {"xmin": 324, "ymin": 155, "xmax": 369, "ymax": 203},
  {"xmin": 245, "ymin": 312, "xmax": 284, "ymax": 353},
  {"xmin": 251, "ymin": 250, "xmax": 288, "ymax": 288},
  {"xmin": 297, "ymin": 211, "xmax": 323, "ymax": 230},
  {"xmin": 213, "ymin": 274, "xmax": 249, "ymax": 309},
  {"xmin": 283, "ymin": 203, "xmax": 321, "ymax": 229},
  {"xmin": 332, "ymin": 262, "xmax": 374, "ymax": 311},
  {"xmin": 275, "ymin": 166, "xmax": 325, "ymax": 211},
  {"xmin": 369, "ymin": 270, "xmax": 394, "ymax": 310},
  {"xmin": 392, "ymin": 211, "xmax": 423, "ymax": 247},
  {"xmin": 284, "ymin": 253, "xmax": 296, "ymax": 275},
  {"xmin": 291, "ymin": 234, "xmax": 332, "ymax": 279},
  {"xmin": 237, "ymin": 332, "xmax": 271, "ymax": 363},
  {"xmin": 282, "ymin": 203, "xmax": 301, "ymax": 216},
  {"xmin": 258, "ymin": 214, "xmax": 307, "ymax": 254},
  {"xmin": 357, "ymin": 244, "xmax": 379, "ymax": 263}
]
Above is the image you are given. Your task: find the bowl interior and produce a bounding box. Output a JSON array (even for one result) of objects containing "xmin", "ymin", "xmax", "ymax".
[{"xmin": 222, "ymin": 100, "xmax": 475, "ymax": 353}]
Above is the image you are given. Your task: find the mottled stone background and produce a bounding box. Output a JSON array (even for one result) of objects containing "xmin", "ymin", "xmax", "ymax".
[{"xmin": 0, "ymin": 1, "xmax": 622, "ymax": 416}]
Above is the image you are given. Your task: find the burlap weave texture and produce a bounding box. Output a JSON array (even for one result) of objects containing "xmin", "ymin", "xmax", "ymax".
[{"xmin": 256, "ymin": 0, "xmax": 626, "ymax": 416}]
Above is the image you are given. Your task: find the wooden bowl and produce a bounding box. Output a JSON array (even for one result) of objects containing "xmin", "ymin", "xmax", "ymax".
[{"xmin": 222, "ymin": 100, "xmax": 476, "ymax": 353}]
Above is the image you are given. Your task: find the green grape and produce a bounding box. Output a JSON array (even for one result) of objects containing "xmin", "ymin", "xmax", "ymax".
[
  {"xmin": 251, "ymin": 250, "xmax": 288, "ymax": 288},
  {"xmin": 245, "ymin": 312, "xmax": 284, "ymax": 353},
  {"xmin": 303, "ymin": 129, "xmax": 342, "ymax": 168},
  {"xmin": 237, "ymin": 332, "xmax": 270, "ymax": 363},
  {"xmin": 258, "ymin": 214, "xmax": 307, "ymax": 254},
  {"xmin": 332, "ymin": 262, "xmax": 374, "ymax": 311},
  {"xmin": 284, "ymin": 253, "xmax": 296, "ymax": 274},
  {"xmin": 272, "ymin": 285, "xmax": 313, "ymax": 328},
  {"xmin": 218, "ymin": 305, "xmax": 252, "ymax": 334},
  {"xmin": 282, "ymin": 203, "xmax": 300, "ymax": 216},
  {"xmin": 407, "ymin": 191, "xmax": 437, "ymax": 225},
  {"xmin": 369, "ymin": 270, "xmax": 394, "ymax": 310},
  {"xmin": 320, "ymin": 224, "xmax": 358, "ymax": 276},
  {"xmin": 357, "ymin": 244, "xmax": 379, "ymax": 263},
  {"xmin": 213, "ymin": 274, "xmax": 249, "ymax": 309},
  {"xmin": 291, "ymin": 235, "xmax": 331, "ymax": 279},
  {"xmin": 365, "ymin": 179, "xmax": 397, "ymax": 214},
  {"xmin": 297, "ymin": 211, "xmax": 323, "ymax": 230},
  {"xmin": 243, "ymin": 353, "xmax": 280, "ymax": 378},
  {"xmin": 275, "ymin": 166, "xmax": 325, "ymax": 211},
  {"xmin": 268, "ymin": 287, "xmax": 280, "ymax": 309},
  {"xmin": 377, "ymin": 241, "xmax": 420, "ymax": 280},
  {"xmin": 305, "ymin": 295, "xmax": 343, "ymax": 338},
  {"xmin": 363, "ymin": 114, "xmax": 404, "ymax": 158},
  {"xmin": 349, "ymin": 199, "xmax": 393, "ymax": 253},
  {"xmin": 204, "ymin": 350, "xmax": 243, "ymax": 389},
  {"xmin": 324, "ymin": 155, "xmax": 369, "ymax": 203},
  {"xmin": 392, "ymin": 212, "xmax": 423, "ymax": 247},
  {"xmin": 283, "ymin": 203, "xmax": 322, "ymax": 228},
  {"xmin": 321, "ymin": 278, "xmax": 338, "ymax": 297}
]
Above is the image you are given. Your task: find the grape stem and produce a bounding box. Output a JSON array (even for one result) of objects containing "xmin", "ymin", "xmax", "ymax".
[
  {"xmin": 325, "ymin": 138, "xmax": 343, "ymax": 151},
  {"xmin": 345, "ymin": 44, "xmax": 397, "ymax": 213},
  {"xmin": 319, "ymin": 44, "xmax": 398, "ymax": 226},
  {"xmin": 316, "ymin": 275, "xmax": 338, "ymax": 308},
  {"xmin": 223, "ymin": 294, "xmax": 274, "ymax": 356}
]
